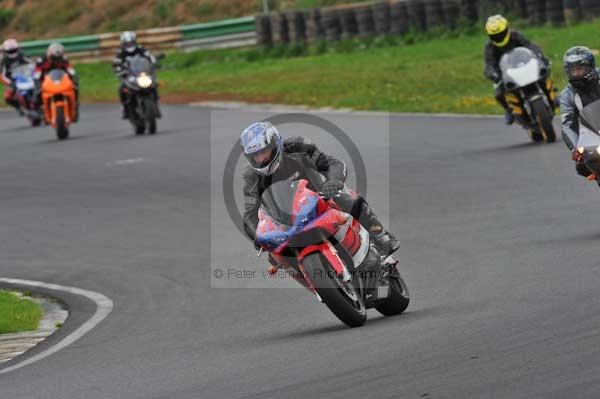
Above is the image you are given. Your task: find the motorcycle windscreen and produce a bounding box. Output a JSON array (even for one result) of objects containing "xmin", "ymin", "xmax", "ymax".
[
  {"xmin": 11, "ymin": 64, "xmax": 35, "ymax": 90},
  {"xmin": 499, "ymin": 47, "xmax": 539, "ymax": 87},
  {"xmin": 580, "ymin": 100, "xmax": 600, "ymax": 134},
  {"xmin": 256, "ymin": 180, "xmax": 319, "ymax": 248},
  {"xmin": 47, "ymin": 69, "xmax": 66, "ymax": 84},
  {"xmin": 128, "ymin": 56, "xmax": 153, "ymax": 76}
]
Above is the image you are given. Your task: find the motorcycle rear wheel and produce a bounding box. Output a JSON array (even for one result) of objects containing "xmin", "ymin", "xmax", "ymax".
[
  {"xmin": 302, "ymin": 252, "xmax": 366, "ymax": 328},
  {"xmin": 375, "ymin": 268, "xmax": 410, "ymax": 316}
]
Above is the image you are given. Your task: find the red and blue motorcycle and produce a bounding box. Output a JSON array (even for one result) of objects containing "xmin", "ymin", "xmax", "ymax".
[{"xmin": 256, "ymin": 179, "xmax": 410, "ymax": 328}]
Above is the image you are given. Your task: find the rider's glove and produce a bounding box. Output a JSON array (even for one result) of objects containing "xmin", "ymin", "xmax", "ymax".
[{"xmin": 321, "ymin": 179, "xmax": 344, "ymax": 200}]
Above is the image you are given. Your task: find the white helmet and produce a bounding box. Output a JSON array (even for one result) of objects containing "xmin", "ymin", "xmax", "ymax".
[
  {"xmin": 120, "ymin": 31, "xmax": 137, "ymax": 54},
  {"xmin": 3, "ymin": 38, "xmax": 19, "ymax": 60},
  {"xmin": 47, "ymin": 42, "xmax": 65, "ymax": 61}
]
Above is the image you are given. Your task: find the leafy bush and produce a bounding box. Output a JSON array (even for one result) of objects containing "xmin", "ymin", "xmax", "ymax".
[{"xmin": 0, "ymin": 8, "xmax": 15, "ymax": 29}]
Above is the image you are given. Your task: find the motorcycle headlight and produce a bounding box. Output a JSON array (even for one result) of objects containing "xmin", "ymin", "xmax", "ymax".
[
  {"xmin": 596, "ymin": 145, "xmax": 600, "ymax": 155},
  {"xmin": 578, "ymin": 146, "xmax": 585, "ymax": 154},
  {"xmin": 136, "ymin": 74, "xmax": 153, "ymax": 89}
]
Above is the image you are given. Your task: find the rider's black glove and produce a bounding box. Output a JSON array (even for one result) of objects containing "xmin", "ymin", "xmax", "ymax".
[{"xmin": 321, "ymin": 179, "xmax": 344, "ymax": 200}]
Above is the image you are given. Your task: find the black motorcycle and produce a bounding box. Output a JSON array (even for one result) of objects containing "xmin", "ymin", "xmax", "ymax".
[{"xmin": 122, "ymin": 54, "xmax": 162, "ymax": 135}]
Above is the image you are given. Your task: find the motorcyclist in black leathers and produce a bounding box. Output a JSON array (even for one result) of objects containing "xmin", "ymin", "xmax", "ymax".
[
  {"xmin": 483, "ymin": 15, "xmax": 550, "ymax": 125},
  {"xmin": 112, "ymin": 31, "xmax": 160, "ymax": 119},
  {"xmin": 559, "ymin": 46, "xmax": 600, "ymax": 180},
  {"xmin": 240, "ymin": 122, "xmax": 400, "ymax": 260}
]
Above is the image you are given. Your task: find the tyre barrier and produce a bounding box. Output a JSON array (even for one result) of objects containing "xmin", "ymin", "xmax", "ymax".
[
  {"xmin": 255, "ymin": 14, "xmax": 272, "ymax": 46},
  {"xmin": 442, "ymin": 0, "xmax": 461, "ymax": 30},
  {"xmin": 338, "ymin": 5, "xmax": 359, "ymax": 39},
  {"xmin": 406, "ymin": 0, "xmax": 427, "ymax": 31},
  {"xmin": 287, "ymin": 11, "xmax": 306, "ymax": 42},
  {"xmin": 525, "ymin": 0, "xmax": 547, "ymax": 24},
  {"xmin": 248, "ymin": 0, "xmax": 600, "ymax": 50},
  {"xmin": 545, "ymin": 0, "xmax": 565, "ymax": 24},
  {"xmin": 305, "ymin": 9, "xmax": 324, "ymax": 42},
  {"xmin": 564, "ymin": 0, "xmax": 582, "ymax": 23},
  {"xmin": 270, "ymin": 12, "xmax": 289, "ymax": 44},
  {"xmin": 355, "ymin": 3, "xmax": 376, "ymax": 39},
  {"xmin": 580, "ymin": 0, "xmax": 600, "ymax": 19},
  {"xmin": 372, "ymin": 1, "xmax": 391, "ymax": 34},
  {"xmin": 321, "ymin": 7, "xmax": 342, "ymax": 42},
  {"xmin": 460, "ymin": 0, "xmax": 479, "ymax": 24},
  {"xmin": 389, "ymin": 0, "xmax": 410, "ymax": 35},
  {"xmin": 424, "ymin": 0, "xmax": 445, "ymax": 28}
]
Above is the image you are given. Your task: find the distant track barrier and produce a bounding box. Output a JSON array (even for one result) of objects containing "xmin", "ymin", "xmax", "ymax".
[
  {"xmin": 14, "ymin": 17, "xmax": 256, "ymax": 62},
  {"xmin": 3, "ymin": 0, "xmax": 600, "ymax": 62},
  {"xmin": 254, "ymin": 0, "xmax": 600, "ymax": 47}
]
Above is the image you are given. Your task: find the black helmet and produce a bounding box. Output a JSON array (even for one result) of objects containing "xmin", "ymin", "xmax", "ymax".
[{"xmin": 563, "ymin": 46, "xmax": 598, "ymax": 89}]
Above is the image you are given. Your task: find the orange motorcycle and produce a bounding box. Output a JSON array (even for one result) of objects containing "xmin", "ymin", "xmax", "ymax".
[{"xmin": 41, "ymin": 69, "xmax": 77, "ymax": 140}]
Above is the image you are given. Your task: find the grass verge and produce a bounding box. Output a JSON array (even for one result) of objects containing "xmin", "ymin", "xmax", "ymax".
[
  {"xmin": 78, "ymin": 19, "xmax": 600, "ymax": 114},
  {"xmin": 0, "ymin": 290, "xmax": 43, "ymax": 334}
]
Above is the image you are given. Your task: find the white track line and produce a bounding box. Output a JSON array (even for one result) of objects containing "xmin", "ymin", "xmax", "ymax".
[{"xmin": 0, "ymin": 278, "xmax": 114, "ymax": 375}]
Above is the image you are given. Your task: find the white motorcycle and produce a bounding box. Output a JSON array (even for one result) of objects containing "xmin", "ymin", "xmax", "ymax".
[{"xmin": 499, "ymin": 47, "xmax": 558, "ymax": 143}]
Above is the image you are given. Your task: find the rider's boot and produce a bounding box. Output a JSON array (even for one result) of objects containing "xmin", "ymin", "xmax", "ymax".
[
  {"xmin": 355, "ymin": 199, "xmax": 400, "ymax": 257},
  {"xmin": 504, "ymin": 110, "xmax": 515, "ymax": 125}
]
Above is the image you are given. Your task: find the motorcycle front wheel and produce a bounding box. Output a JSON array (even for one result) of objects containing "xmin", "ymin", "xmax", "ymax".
[
  {"xmin": 55, "ymin": 107, "xmax": 69, "ymax": 140},
  {"xmin": 302, "ymin": 252, "xmax": 366, "ymax": 328},
  {"xmin": 531, "ymin": 97, "xmax": 556, "ymax": 143},
  {"xmin": 142, "ymin": 96, "xmax": 157, "ymax": 135}
]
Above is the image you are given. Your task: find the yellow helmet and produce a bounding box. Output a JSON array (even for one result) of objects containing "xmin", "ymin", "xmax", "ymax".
[{"xmin": 485, "ymin": 15, "xmax": 510, "ymax": 47}]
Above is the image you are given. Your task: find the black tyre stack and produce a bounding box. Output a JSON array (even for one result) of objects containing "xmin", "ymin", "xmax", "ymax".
[
  {"xmin": 580, "ymin": 0, "xmax": 600, "ymax": 19},
  {"xmin": 270, "ymin": 12, "xmax": 289, "ymax": 44},
  {"xmin": 354, "ymin": 3, "xmax": 376, "ymax": 39},
  {"xmin": 545, "ymin": 0, "xmax": 565, "ymax": 24},
  {"xmin": 389, "ymin": 0, "xmax": 410, "ymax": 35},
  {"xmin": 525, "ymin": 0, "xmax": 547, "ymax": 24},
  {"xmin": 424, "ymin": 0, "xmax": 445, "ymax": 29},
  {"xmin": 460, "ymin": 0, "xmax": 479, "ymax": 25},
  {"xmin": 305, "ymin": 8, "xmax": 324, "ymax": 42},
  {"xmin": 406, "ymin": 0, "xmax": 427, "ymax": 31},
  {"xmin": 442, "ymin": 0, "xmax": 461, "ymax": 30},
  {"xmin": 508, "ymin": 0, "xmax": 530, "ymax": 18},
  {"xmin": 255, "ymin": 14, "xmax": 272, "ymax": 47},
  {"xmin": 321, "ymin": 7, "xmax": 342, "ymax": 42},
  {"xmin": 287, "ymin": 11, "xmax": 306, "ymax": 42},
  {"xmin": 372, "ymin": 1, "xmax": 391, "ymax": 35},
  {"xmin": 338, "ymin": 5, "xmax": 358, "ymax": 39},
  {"xmin": 564, "ymin": 0, "xmax": 582, "ymax": 23}
]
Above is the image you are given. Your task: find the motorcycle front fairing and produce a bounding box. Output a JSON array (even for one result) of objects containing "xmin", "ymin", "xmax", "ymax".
[
  {"xmin": 577, "ymin": 100, "xmax": 600, "ymax": 174},
  {"xmin": 125, "ymin": 56, "xmax": 157, "ymax": 92},
  {"xmin": 500, "ymin": 47, "xmax": 546, "ymax": 90},
  {"xmin": 256, "ymin": 179, "xmax": 354, "ymax": 285},
  {"xmin": 12, "ymin": 64, "xmax": 35, "ymax": 95}
]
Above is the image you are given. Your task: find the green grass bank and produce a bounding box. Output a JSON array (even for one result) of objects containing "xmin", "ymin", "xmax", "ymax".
[
  {"xmin": 77, "ymin": 20, "xmax": 600, "ymax": 114},
  {"xmin": 0, "ymin": 290, "xmax": 43, "ymax": 334}
]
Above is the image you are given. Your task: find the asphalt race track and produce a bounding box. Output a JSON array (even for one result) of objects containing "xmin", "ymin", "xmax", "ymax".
[{"xmin": 1, "ymin": 105, "xmax": 600, "ymax": 398}]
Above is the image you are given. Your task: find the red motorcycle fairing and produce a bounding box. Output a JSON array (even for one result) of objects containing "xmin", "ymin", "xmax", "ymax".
[
  {"xmin": 257, "ymin": 178, "xmax": 370, "ymax": 289},
  {"xmin": 297, "ymin": 241, "xmax": 348, "ymax": 291}
]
